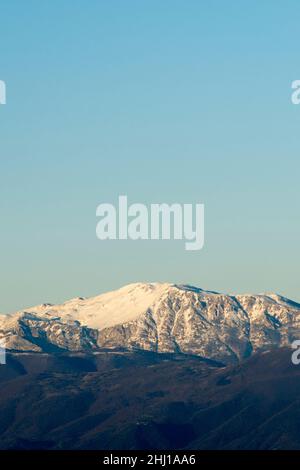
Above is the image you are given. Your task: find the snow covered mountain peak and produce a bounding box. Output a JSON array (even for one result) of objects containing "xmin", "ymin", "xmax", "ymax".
[{"xmin": 0, "ymin": 283, "xmax": 300, "ymax": 363}]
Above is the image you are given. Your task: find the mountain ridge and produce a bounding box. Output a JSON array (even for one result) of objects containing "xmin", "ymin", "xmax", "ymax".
[
  {"xmin": 0, "ymin": 348, "xmax": 299, "ymax": 450},
  {"xmin": 0, "ymin": 283, "xmax": 299, "ymax": 364}
]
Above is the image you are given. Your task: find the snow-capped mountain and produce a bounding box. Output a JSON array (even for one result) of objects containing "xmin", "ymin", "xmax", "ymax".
[{"xmin": 1, "ymin": 283, "xmax": 300, "ymax": 363}]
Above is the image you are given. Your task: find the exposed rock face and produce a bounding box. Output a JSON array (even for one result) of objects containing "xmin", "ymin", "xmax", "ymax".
[
  {"xmin": 0, "ymin": 283, "xmax": 299, "ymax": 363},
  {"xmin": 0, "ymin": 312, "xmax": 98, "ymax": 353}
]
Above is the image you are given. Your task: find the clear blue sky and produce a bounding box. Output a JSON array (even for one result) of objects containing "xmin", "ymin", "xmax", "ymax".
[{"xmin": 0, "ymin": 1, "xmax": 299, "ymax": 312}]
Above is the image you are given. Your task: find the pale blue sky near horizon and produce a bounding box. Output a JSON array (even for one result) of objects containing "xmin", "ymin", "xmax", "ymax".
[{"xmin": 0, "ymin": 1, "xmax": 299, "ymax": 312}]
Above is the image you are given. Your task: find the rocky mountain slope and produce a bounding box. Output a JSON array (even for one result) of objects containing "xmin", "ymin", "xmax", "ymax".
[{"xmin": 1, "ymin": 283, "xmax": 300, "ymax": 364}]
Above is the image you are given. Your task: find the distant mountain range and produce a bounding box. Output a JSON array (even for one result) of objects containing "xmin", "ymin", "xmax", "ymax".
[
  {"xmin": 1, "ymin": 283, "xmax": 300, "ymax": 450},
  {"xmin": 1, "ymin": 283, "xmax": 300, "ymax": 364}
]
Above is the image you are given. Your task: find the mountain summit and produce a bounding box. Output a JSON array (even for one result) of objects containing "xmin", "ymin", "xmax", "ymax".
[{"xmin": 1, "ymin": 283, "xmax": 299, "ymax": 363}]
